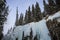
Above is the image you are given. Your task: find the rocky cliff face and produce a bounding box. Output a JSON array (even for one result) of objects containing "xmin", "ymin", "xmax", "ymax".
[{"xmin": 46, "ymin": 11, "xmax": 60, "ymax": 40}]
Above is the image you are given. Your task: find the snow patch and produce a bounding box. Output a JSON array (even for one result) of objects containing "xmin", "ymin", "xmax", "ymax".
[{"xmin": 47, "ymin": 11, "xmax": 60, "ymax": 21}]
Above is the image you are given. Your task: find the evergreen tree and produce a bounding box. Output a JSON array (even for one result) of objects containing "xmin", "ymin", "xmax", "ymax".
[
  {"xmin": 43, "ymin": 0, "xmax": 48, "ymax": 16},
  {"xmin": 48, "ymin": 0, "xmax": 55, "ymax": 6},
  {"xmin": 30, "ymin": 28, "xmax": 33, "ymax": 40},
  {"xmin": 24, "ymin": 10, "xmax": 28, "ymax": 24},
  {"xmin": 22, "ymin": 31, "xmax": 24, "ymax": 40},
  {"xmin": 32, "ymin": 4, "xmax": 35, "ymax": 22},
  {"xmin": 19, "ymin": 13, "xmax": 23, "ymax": 25},
  {"xmin": 47, "ymin": 0, "xmax": 56, "ymax": 15},
  {"xmin": 55, "ymin": 0, "xmax": 60, "ymax": 11},
  {"xmin": 34, "ymin": 34, "xmax": 38, "ymax": 40},
  {"xmin": 15, "ymin": 7, "xmax": 19, "ymax": 26},
  {"xmin": 27, "ymin": 6, "xmax": 32, "ymax": 23},
  {"xmin": 0, "ymin": 0, "xmax": 9, "ymax": 40},
  {"xmin": 35, "ymin": 2, "xmax": 42, "ymax": 22}
]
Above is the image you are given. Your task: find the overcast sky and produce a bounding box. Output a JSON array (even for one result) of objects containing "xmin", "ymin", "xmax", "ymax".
[{"xmin": 3, "ymin": 0, "xmax": 47, "ymax": 35}]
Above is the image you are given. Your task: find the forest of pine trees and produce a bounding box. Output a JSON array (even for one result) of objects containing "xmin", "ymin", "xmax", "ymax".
[
  {"xmin": 0, "ymin": 0, "xmax": 9, "ymax": 40},
  {"xmin": 15, "ymin": 0, "xmax": 60, "ymax": 26},
  {"xmin": 15, "ymin": 2, "xmax": 42, "ymax": 26}
]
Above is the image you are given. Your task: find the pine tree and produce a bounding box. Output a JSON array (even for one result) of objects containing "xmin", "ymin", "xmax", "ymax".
[
  {"xmin": 19, "ymin": 13, "xmax": 23, "ymax": 25},
  {"xmin": 55, "ymin": 0, "xmax": 60, "ymax": 11},
  {"xmin": 24, "ymin": 10, "xmax": 28, "ymax": 24},
  {"xmin": 32, "ymin": 4, "xmax": 35, "ymax": 22},
  {"xmin": 15, "ymin": 7, "xmax": 19, "ymax": 26},
  {"xmin": 48, "ymin": 0, "xmax": 55, "ymax": 6},
  {"xmin": 47, "ymin": 0, "xmax": 56, "ymax": 15},
  {"xmin": 22, "ymin": 31, "xmax": 24, "ymax": 40},
  {"xmin": 27, "ymin": 6, "xmax": 32, "ymax": 23},
  {"xmin": 34, "ymin": 34, "xmax": 38, "ymax": 40},
  {"xmin": 35, "ymin": 2, "xmax": 42, "ymax": 22},
  {"xmin": 0, "ymin": 0, "xmax": 8, "ymax": 40},
  {"xmin": 30, "ymin": 28, "xmax": 33, "ymax": 40},
  {"xmin": 43, "ymin": 0, "xmax": 48, "ymax": 16}
]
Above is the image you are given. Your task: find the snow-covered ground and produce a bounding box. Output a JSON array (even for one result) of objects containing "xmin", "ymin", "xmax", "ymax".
[
  {"xmin": 3, "ymin": 11, "xmax": 60, "ymax": 40},
  {"xmin": 7, "ymin": 19, "xmax": 50, "ymax": 40}
]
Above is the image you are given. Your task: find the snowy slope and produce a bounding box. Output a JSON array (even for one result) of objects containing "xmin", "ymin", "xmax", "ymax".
[
  {"xmin": 5, "ymin": 19, "xmax": 51, "ymax": 40},
  {"xmin": 3, "ymin": 11, "xmax": 60, "ymax": 40}
]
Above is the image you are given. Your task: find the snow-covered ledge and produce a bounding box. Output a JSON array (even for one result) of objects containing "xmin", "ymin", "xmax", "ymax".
[{"xmin": 46, "ymin": 11, "xmax": 60, "ymax": 21}]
